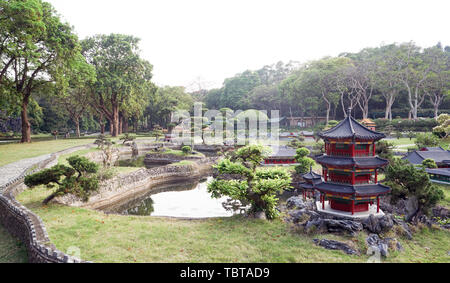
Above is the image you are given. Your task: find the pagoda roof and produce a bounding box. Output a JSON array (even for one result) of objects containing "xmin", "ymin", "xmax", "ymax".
[
  {"xmin": 302, "ymin": 166, "xmax": 322, "ymax": 180},
  {"xmin": 319, "ymin": 110, "xmax": 385, "ymax": 141},
  {"xmin": 315, "ymin": 182, "xmax": 391, "ymax": 197},
  {"xmin": 316, "ymin": 155, "xmax": 389, "ymax": 168}
]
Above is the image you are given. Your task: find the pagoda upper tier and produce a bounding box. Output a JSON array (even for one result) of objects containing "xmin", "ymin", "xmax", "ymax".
[
  {"xmin": 319, "ymin": 114, "xmax": 385, "ymax": 141},
  {"xmin": 316, "ymin": 155, "xmax": 389, "ymax": 169}
]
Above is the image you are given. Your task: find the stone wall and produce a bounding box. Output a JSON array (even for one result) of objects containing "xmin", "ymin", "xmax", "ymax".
[{"xmin": 0, "ymin": 145, "xmax": 95, "ymax": 263}]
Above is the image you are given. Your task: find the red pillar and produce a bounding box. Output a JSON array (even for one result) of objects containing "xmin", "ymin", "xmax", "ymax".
[
  {"xmin": 377, "ymin": 197, "xmax": 380, "ymax": 213},
  {"xmin": 351, "ymin": 143, "xmax": 355, "ymax": 156},
  {"xmin": 324, "ymin": 169, "xmax": 328, "ymax": 182},
  {"xmin": 322, "ymin": 195, "xmax": 325, "ymax": 210},
  {"xmin": 373, "ymin": 143, "xmax": 376, "ymax": 156},
  {"xmin": 375, "ymin": 170, "xmax": 378, "ymax": 183},
  {"xmin": 352, "ymin": 171, "xmax": 355, "ymax": 185},
  {"xmin": 351, "ymin": 200, "xmax": 355, "ymax": 215}
]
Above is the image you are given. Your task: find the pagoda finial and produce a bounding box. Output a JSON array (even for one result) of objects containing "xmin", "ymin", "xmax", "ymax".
[
  {"xmin": 310, "ymin": 165, "xmax": 313, "ymax": 173},
  {"xmin": 347, "ymin": 108, "xmax": 352, "ymax": 118}
]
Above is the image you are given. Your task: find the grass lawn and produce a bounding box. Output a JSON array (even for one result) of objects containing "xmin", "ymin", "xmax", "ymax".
[
  {"xmin": 15, "ymin": 186, "xmax": 450, "ymax": 263},
  {"xmin": 0, "ymin": 138, "xmax": 97, "ymax": 167},
  {"xmin": 437, "ymin": 184, "xmax": 450, "ymax": 208},
  {"xmin": 0, "ymin": 224, "xmax": 27, "ymax": 263}
]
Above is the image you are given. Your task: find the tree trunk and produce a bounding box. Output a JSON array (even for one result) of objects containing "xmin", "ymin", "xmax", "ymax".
[
  {"xmin": 99, "ymin": 112, "xmax": 105, "ymax": 134},
  {"xmin": 75, "ymin": 117, "xmax": 81, "ymax": 138},
  {"xmin": 20, "ymin": 95, "xmax": 31, "ymax": 143},
  {"xmin": 123, "ymin": 117, "xmax": 129, "ymax": 133},
  {"xmin": 43, "ymin": 193, "xmax": 57, "ymax": 205},
  {"xmin": 112, "ymin": 104, "xmax": 119, "ymax": 137}
]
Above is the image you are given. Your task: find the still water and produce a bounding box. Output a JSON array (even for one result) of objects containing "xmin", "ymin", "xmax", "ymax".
[{"xmin": 104, "ymin": 177, "xmax": 235, "ymax": 218}]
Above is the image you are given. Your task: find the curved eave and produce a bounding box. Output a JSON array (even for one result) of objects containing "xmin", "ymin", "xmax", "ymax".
[
  {"xmin": 315, "ymin": 183, "xmax": 391, "ymax": 197},
  {"xmin": 318, "ymin": 116, "xmax": 385, "ymax": 141},
  {"xmin": 315, "ymin": 155, "xmax": 389, "ymax": 169}
]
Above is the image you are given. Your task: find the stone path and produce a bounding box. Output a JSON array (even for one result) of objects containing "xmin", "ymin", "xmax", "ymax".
[
  {"xmin": 0, "ymin": 154, "xmax": 53, "ymax": 189},
  {"xmin": 0, "ymin": 144, "xmax": 95, "ymax": 192}
]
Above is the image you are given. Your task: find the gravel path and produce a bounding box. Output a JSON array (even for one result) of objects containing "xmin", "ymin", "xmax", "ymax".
[
  {"xmin": 0, "ymin": 144, "xmax": 96, "ymax": 192},
  {"xmin": 0, "ymin": 154, "xmax": 53, "ymax": 188}
]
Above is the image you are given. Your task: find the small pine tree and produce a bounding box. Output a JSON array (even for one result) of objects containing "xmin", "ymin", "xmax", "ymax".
[
  {"xmin": 294, "ymin": 148, "xmax": 315, "ymax": 174},
  {"xmin": 25, "ymin": 156, "xmax": 99, "ymax": 205}
]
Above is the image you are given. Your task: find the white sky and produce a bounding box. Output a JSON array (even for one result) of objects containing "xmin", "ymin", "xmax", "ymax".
[{"xmin": 47, "ymin": 0, "xmax": 449, "ymax": 91}]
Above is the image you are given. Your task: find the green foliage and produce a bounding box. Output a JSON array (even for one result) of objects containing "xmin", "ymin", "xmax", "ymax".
[
  {"xmin": 24, "ymin": 155, "xmax": 99, "ymax": 204},
  {"xmin": 421, "ymin": 159, "xmax": 438, "ymax": 169},
  {"xmin": 415, "ymin": 133, "xmax": 440, "ymax": 149},
  {"xmin": 433, "ymin": 114, "xmax": 450, "ymax": 138},
  {"xmin": 294, "ymin": 147, "xmax": 315, "ymax": 174},
  {"xmin": 384, "ymin": 159, "xmax": 444, "ymax": 216},
  {"xmin": 94, "ymin": 134, "xmax": 114, "ymax": 149},
  {"xmin": 395, "ymin": 131, "xmax": 403, "ymax": 139},
  {"xmin": 208, "ymin": 145, "xmax": 291, "ymax": 219},
  {"xmin": 120, "ymin": 133, "xmax": 136, "ymax": 144},
  {"xmin": 376, "ymin": 140, "xmax": 394, "ymax": 161},
  {"xmin": 181, "ymin": 146, "xmax": 192, "ymax": 155}
]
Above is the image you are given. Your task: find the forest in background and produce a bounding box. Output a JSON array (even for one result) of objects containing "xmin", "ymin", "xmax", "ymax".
[{"xmin": 1, "ymin": 0, "xmax": 449, "ymax": 142}]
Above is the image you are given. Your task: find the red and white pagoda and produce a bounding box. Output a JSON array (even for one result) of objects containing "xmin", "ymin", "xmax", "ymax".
[{"xmin": 314, "ymin": 109, "xmax": 390, "ymax": 215}]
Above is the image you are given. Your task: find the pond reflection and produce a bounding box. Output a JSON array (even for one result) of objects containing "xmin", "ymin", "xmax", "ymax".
[{"xmin": 103, "ymin": 177, "xmax": 235, "ymax": 218}]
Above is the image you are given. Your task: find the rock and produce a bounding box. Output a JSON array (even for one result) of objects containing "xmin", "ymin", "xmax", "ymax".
[
  {"xmin": 304, "ymin": 218, "xmax": 363, "ymax": 236},
  {"xmin": 366, "ymin": 234, "xmax": 389, "ymax": 257},
  {"xmin": 366, "ymin": 234, "xmax": 404, "ymax": 259},
  {"xmin": 405, "ymin": 196, "xmax": 419, "ymax": 222},
  {"xmin": 289, "ymin": 208, "xmax": 321, "ymax": 224},
  {"xmin": 252, "ymin": 211, "xmax": 267, "ymax": 220},
  {"xmin": 286, "ymin": 196, "xmax": 307, "ymax": 210},
  {"xmin": 323, "ymin": 219, "xmax": 363, "ymax": 236},
  {"xmin": 313, "ymin": 239, "xmax": 359, "ymax": 255},
  {"xmin": 393, "ymin": 218, "xmax": 413, "ymax": 240},
  {"xmin": 432, "ymin": 205, "xmax": 450, "ymax": 219},
  {"xmin": 363, "ymin": 214, "xmax": 394, "ymax": 234}
]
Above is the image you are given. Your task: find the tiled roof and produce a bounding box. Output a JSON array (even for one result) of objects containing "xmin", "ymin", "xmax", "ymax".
[
  {"xmin": 315, "ymin": 183, "xmax": 391, "ymax": 197},
  {"xmin": 426, "ymin": 168, "xmax": 450, "ymax": 177},
  {"xmin": 403, "ymin": 150, "xmax": 450, "ymax": 164},
  {"xmin": 315, "ymin": 155, "xmax": 389, "ymax": 168},
  {"xmin": 319, "ymin": 111, "xmax": 385, "ymax": 140},
  {"xmin": 268, "ymin": 146, "xmax": 297, "ymax": 157}
]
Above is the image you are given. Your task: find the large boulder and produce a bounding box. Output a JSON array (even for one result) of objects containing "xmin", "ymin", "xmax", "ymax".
[
  {"xmin": 289, "ymin": 209, "xmax": 320, "ymax": 224},
  {"xmin": 405, "ymin": 196, "xmax": 419, "ymax": 222},
  {"xmin": 313, "ymin": 239, "xmax": 359, "ymax": 255},
  {"xmin": 363, "ymin": 214, "xmax": 394, "ymax": 234}
]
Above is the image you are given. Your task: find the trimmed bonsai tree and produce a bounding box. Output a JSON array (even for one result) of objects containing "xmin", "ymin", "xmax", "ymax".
[
  {"xmin": 294, "ymin": 147, "xmax": 315, "ymax": 174},
  {"xmin": 24, "ymin": 156, "xmax": 99, "ymax": 205},
  {"xmin": 207, "ymin": 145, "xmax": 292, "ymax": 219},
  {"xmin": 181, "ymin": 145, "xmax": 192, "ymax": 155},
  {"xmin": 422, "ymin": 158, "xmax": 438, "ymax": 169},
  {"xmin": 384, "ymin": 159, "xmax": 444, "ymax": 220}
]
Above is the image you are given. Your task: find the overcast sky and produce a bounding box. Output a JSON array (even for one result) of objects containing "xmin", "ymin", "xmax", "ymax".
[{"xmin": 47, "ymin": 0, "xmax": 449, "ymax": 91}]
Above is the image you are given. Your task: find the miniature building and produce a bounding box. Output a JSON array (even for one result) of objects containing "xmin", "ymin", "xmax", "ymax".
[
  {"xmin": 286, "ymin": 117, "xmax": 327, "ymax": 128},
  {"xmin": 299, "ymin": 167, "xmax": 322, "ymax": 200},
  {"xmin": 361, "ymin": 118, "xmax": 376, "ymax": 131},
  {"xmin": 263, "ymin": 146, "xmax": 297, "ymax": 165},
  {"xmin": 426, "ymin": 168, "xmax": 450, "ymax": 185},
  {"xmin": 314, "ymin": 109, "xmax": 390, "ymax": 215},
  {"xmin": 403, "ymin": 147, "xmax": 450, "ymax": 168}
]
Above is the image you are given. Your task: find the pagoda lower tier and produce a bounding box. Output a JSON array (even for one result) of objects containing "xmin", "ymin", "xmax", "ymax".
[
  {"xmin": 315, "ymin": 182, "xmax": 390, "ymax": 214},
  {"xmin": 315, "ymin": 155, "xmax": 389, "ymax": 169}
]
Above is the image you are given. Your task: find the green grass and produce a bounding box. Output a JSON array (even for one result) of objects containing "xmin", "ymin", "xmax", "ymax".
[
  {"xmin": 0, "ymin": 225, "xmax": 28, "ymax": 263},
  {"xmin": 15, "ymin": 186, "xmax": 450, "ymax": 263},
  {"xmin": 0, "ymin": 139, "xmax": 96, "ymax": 167},
  {"xmin": 437, "ymin": 184, "xmax": 450, "ymax": 208},
  {"xmin": 388, "ymin": 138, "xmax": 417, "ymax": 146}
]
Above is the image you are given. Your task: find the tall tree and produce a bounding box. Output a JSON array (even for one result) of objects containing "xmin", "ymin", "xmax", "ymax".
[
  {"xmin": 82, "ymin": 34, "xmax": 153, "ymax": 137},
  {"xmin": 0, "ymin": 0, "xmax": 81, "ymax": 142},
  {"xmin": 422, "ymin": 44, "xmax": 450, "ymax": 119}
]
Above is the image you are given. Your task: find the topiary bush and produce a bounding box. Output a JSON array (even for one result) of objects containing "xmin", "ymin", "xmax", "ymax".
[
  {"xmin": 294, "ymin": 147, "xmax": 315, "ymax": 174},
  {"xmin": 25, "ymin": 156, "xmax": 99, "ymax": 204},
  {"xmin": 181, "ymin": 145, "xmax": 192, "ymax": 155}
]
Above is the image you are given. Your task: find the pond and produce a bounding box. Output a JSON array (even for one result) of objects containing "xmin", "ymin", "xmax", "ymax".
[{"xmin": 102, "ymin": 177, "xmax": 236, "ymax": 218}]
